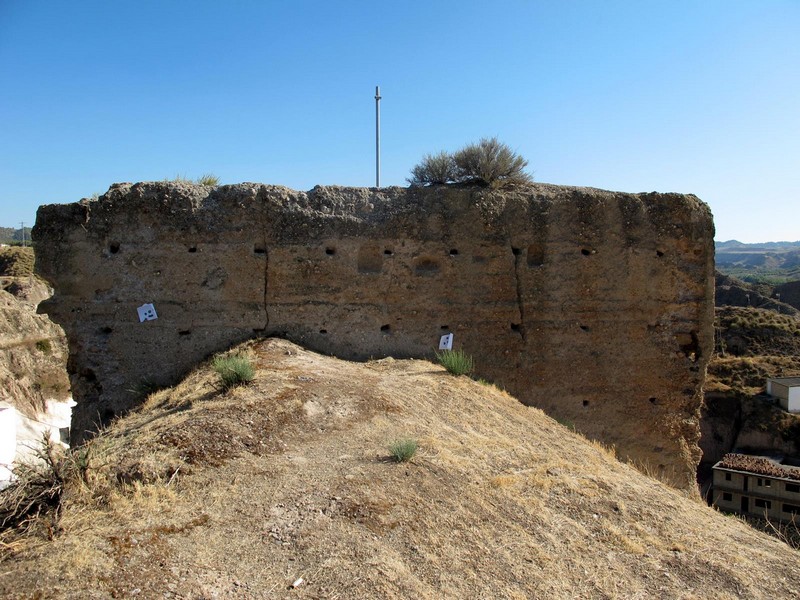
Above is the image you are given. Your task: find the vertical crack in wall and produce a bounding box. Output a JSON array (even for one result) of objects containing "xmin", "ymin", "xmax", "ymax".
[
  {"xmin": 512, "ymin": 247, "xmax": 527, "ymax": 342},
  {"xmin": 258, "ymin": 189, "xmax": 271, "ymax": 332}
]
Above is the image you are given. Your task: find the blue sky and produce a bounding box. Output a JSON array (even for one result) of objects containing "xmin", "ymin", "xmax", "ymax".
[{"xmin": 1, "ymin": 1, "xmax": 798, "ymax": 242}]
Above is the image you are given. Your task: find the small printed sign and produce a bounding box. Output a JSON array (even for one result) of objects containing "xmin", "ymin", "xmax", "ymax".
[
  {"xmin": 137, "ymin": 303, "xmax": 158, "ymax": 322},
  {"xmin": 439, "ymin": 333, "xmax": 453, "ymax": 350}
]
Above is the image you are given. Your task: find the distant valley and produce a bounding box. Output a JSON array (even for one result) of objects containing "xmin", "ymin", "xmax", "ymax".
[{"xmin": 716, "ymin": 239, "xmax": 800, "ymax": 284}]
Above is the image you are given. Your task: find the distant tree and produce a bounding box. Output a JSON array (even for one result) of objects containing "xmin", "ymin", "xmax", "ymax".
[
  {"xmin": 0, "ymin": 227, "xmax": 15, "ymax": 244},
  {"xmin": 408, "ymin": 138, "xmax": 532, "ymax": 188},
  {"xmin": 12, "ymin": 227, "xmax": 32, "ymax": 243}
]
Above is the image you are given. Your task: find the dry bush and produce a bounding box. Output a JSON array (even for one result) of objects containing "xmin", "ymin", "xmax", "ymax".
[
  {"xmin": 453, "ymin": 137, "xmax": 532, "ymax": 187},
  {"xmin": 0, "ymin": 435, "xmax": 85, "ymax": 540},
  {"xmin": 407, "ymin": 137, "xmax": 532, "ymax": 187},
  {"xmin": 407, "ymin": 151, "xmax": 458, "ymax": 186},
  {"xmin": 746, "ymin": 514, "xmax": 800, "ymax": 550}
]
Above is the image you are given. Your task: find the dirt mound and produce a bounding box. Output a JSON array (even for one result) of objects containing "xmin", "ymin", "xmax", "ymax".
[
  {"xmin": 0, "ymin": 247, "xmax": 34, "ymax": 278},
  {"xmin": 2, "ymin": 338, "xmax": 799, "ymax": 599}
]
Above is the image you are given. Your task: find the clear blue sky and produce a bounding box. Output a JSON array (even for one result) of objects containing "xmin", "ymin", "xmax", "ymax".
[{"xmin": 1, "ymin": 1, "xmax": 798, "ymax": 242}]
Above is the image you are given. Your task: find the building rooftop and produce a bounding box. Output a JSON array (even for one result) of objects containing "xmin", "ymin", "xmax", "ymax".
[
  {"xmin": 768, "ymin": 376, "xmax": 800, "ymax": 387},
  {"xmin": 716, "ymin": 453, "xmax": 800, "ymax": 481}
]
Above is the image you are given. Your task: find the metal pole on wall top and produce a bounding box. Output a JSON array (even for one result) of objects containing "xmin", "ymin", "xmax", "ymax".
[{"xmin": 375, "ymin": 85, "xmax": 381, "ymax": 188}]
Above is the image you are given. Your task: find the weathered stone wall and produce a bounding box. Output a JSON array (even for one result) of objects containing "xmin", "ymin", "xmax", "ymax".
[{"xmin": 33, "ymin": 181, "xmax": 715, "ymax": 488}]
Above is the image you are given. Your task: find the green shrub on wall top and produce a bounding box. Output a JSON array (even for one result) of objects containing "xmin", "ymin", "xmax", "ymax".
[
  {"xmin": 407, "ymin": 151, "xmax": 458, "ymax": 186},
  {"xmin": 408, "ymin": 137, "xmax": 531, "ymax": 187}
]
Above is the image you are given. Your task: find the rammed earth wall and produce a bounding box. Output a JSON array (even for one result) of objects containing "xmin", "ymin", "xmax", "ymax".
[{"xmin": 33, "ymin": 182, "xmax": 715, "ymax": 488}]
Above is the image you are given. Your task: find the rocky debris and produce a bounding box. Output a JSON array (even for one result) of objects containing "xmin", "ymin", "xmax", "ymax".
[{"xmin": 33, "ymin": 181, "xmax": 715, "ymax": 489}]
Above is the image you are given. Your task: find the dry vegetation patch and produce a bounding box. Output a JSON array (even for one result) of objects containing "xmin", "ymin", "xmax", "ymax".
[
  {"xmin": 2, "ymin": 339, "xmax": 800, "ymax": 598},
  {"xmin": 715, "ymin": 305, "xmax": 800, "ymax": 360},
  {"xmin": 0, "ymin": 247, "xmax": 34, "ymax": 278}
]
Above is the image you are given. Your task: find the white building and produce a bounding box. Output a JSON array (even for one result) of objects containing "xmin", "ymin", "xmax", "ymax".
[
  {"xmin": 767, "ymin": 377, "xmax": 800, "ymax": 413},
  {"xmin": 0, "ymin": 399, "xmax": 75, "ymax": 489},
  {"xmin": 0, "ymin": 402, "xmax": 16, "ymax": 489},
  {"xmin": 712, "ymin": 453, "xmax": 800, "ymax": 523}
]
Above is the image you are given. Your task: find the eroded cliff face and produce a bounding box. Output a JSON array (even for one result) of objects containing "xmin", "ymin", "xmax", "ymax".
[{"xmin": 33, "ymin": 182, "xmax": 714, "ymax": 488}]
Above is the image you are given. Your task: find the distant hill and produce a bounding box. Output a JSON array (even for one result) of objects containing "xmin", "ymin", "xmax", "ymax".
[
  {"xmin": 716, "ymin": 240, "xmax": 800, "ymax": 284},
  {"xmin": 715, "ymin": 271, "xmax": 798, "ymax": 315},
  {"xmin": 717, "ymin": 240, "xmax": 800, "ymax": 252}
]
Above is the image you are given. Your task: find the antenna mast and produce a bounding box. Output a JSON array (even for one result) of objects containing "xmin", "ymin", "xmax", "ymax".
[{"xmin": 375, "ymin": 85, "xmax": 381, "ymax": 188}]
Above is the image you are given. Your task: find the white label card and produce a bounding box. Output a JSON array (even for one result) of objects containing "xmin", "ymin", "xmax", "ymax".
[
  {"xmin": 137, "ymin": 303, "xmax": 158, "ymax": 322},
  {"xmin": 439, "ymin": 333, "xmax": 453, "ymax": 350}
]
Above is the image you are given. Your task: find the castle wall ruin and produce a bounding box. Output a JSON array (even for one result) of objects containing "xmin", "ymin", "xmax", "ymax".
[{"xmin": 33, "ymin": 182, "xmax": 715, "ymax": 488}]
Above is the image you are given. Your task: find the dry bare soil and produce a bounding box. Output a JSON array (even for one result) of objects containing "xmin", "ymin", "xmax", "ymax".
[{"xmin": 3, "ymin": 339, "xmax": 800, "ymax": 599}]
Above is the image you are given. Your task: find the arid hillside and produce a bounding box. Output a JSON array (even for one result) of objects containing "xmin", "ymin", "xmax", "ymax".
[
  {"xmin": 0, "ymin": 247, "xmax": 69, "ymax": 415},
  {"xmin": 700, "ymin": 301, "xmax": 800, "ymax": 466},
  {"xmin": 2, "ymin": 339, "xmax": 799, "ymax": 599}
]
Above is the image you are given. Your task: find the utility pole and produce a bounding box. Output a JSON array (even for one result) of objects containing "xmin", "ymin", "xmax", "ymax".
[
  {"xmin": 20, "ymin": 221, "xmax": 25, "ymax": 247},
  {"xmin": 375, "ymin": 85, "xmax": 381, "ymax": 188}
]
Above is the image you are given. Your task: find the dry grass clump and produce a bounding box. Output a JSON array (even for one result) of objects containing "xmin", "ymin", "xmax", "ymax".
[
  {"xmin": 196, "ymin": 174, "xmax": 220, "ymax": 186},
  {"xmin": 388, "ymin": 438, "xmax": 418, "ymax": 462},
  {"xmin": 165, "ymin": 174, "xmax": 220, "ymax": 186},
  {"xmin": 212, "ymin": 354, "xmax": 255, "ymax": 390},
  {"xmin": 435, "ymin": 348, "xmax": 474, "ymax": 376}
]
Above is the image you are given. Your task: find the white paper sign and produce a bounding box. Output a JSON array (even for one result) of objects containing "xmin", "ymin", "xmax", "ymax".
[
  {"xmin": 439, "ymin": 333, "xmax": 453, "ymax": 350},
  {"xmin": 137, "ymin": 303, "xmax": 158, "ymax": 322}
]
